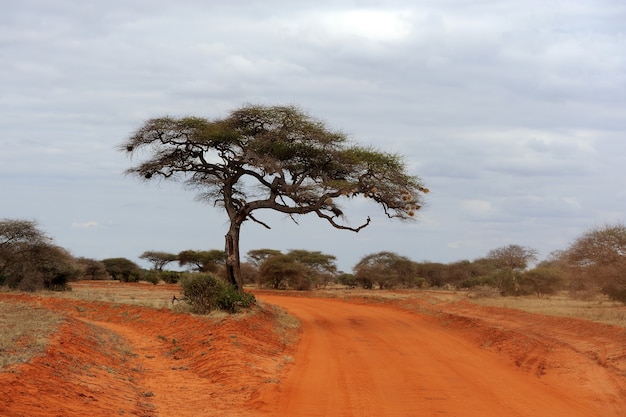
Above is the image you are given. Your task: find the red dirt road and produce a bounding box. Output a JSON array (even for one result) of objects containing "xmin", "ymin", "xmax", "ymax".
[
  {"xmin": 2, "ymin": 284, "xmax": 625, "ymax": 416},
  {"xmin": 259, "ymin": 294, "xmax": 622, "ymax": 417}
]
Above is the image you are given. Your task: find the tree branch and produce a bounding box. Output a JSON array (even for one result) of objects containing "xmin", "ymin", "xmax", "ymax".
[
  {"xmin": 315, "ymin": 211, "xmax": 371, "ymax": 232},
  {"xmin": 248, "ymin": 213, "xmax": 272, "ymax": 229}
]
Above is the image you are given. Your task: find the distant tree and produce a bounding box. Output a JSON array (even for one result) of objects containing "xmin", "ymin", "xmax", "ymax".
[
  {"xmin": 246, "ymin": 248, "xmax": 282, "ymax": 268},
  {"xmin": 255, "ymin": 249, "xmax": 337, "ymax": 290},
  {"xmin": 488, "ymin": 268, "xmax": 524, "ymax": 296},
  {"xmin": 486, "ymin": 244, "xmax": 538, "ymax": 270},
  {"xmin": 0, "ymin": 219, "xmax": 48, "ymax": 278},
  {"xmin": 521, "ymin": 266, "xmax": 563, "ymax": 297},
  {"xmin": 102, "ymin": 258, "xmax": 142, "ymax": 282},
  {"xmin": 448, "ymin": 258, "xmax": 498, "ymax": 289},
  {"xmin": 178, "ymin": 249, "xmax": 226, "ymax": 273},
  {"xmin": 121, "ymin": 104, "xmax": 428, "ymax": 290},
  {"xmin": 414, "ymin": 262, "xmax": 447, "ymax": 287},
  {"xmin": 286, "ymin": 249, "xmax": 337, "ymax": 288},
  {"xmin": 239, "ymin": 262, "xmax": 259, "ymax": 285},
  {"xmin": 139, "ymin": 251, "xmax": 178, "ymax": 271},
  {"xmin": 560, "ymin": 223, "xmax": 626, "ymax": 301},
  {"xmin": 26, "ymin": 244, "xmax": 80, "ymax": 291},
  {"xmin": 337, "ymin": 272, "xmax": 357, "ymax": 288},
  {"xmin": 0, "ymin": 219, "xmax": 78, "ymax": 291},
  {"xmin": 354, "ymin": 251, "xmax": 418, "ymax": 289},
  {"xmin": 258, "ymin": 253, "xmax": 308, "ymax": 289},
  {"xmin": 76, "ymin": 257, "xmax": 110, "ymax": 280}
]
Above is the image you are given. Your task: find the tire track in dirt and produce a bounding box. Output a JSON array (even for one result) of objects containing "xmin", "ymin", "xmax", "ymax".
[{"xmin": 259, "ymin": 295, "xmax": 613, "ymax": 417}]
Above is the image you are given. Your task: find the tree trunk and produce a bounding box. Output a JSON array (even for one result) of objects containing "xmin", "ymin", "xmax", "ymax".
[{"xmin": 225, "ymin": 223, "xmax": 242, "ymax": 291}]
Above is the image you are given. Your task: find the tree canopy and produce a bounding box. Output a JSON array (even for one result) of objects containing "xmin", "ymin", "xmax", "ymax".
[
  {"xmin": 354, "ymin": 251, "xmax": 420, "ymax": 289},
  {"xmin": 121, "ymin": 104, "xmax": 427, "ymax": 289},
  {"xmin": 178, "ymin": 249, "xmax": 226, "ymax": 273},
  {"xmin": 486, "ymin": 244, "xmax": 538, "ymax": 270},
  {"xmin": 139, "ymin": 250, "xmax": 178, "ymax": 271}
]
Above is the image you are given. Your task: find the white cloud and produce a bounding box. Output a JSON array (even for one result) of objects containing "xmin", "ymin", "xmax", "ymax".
[
  {"xmin": 318, "ymin": 9, "xmax": 413, "ymax": 42},
  {"xmin": 71, "ymin": 221, "xmax": 99, "ymax": 230}
]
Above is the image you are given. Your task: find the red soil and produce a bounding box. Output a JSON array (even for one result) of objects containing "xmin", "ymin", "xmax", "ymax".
[{"xmin": 1, "ymin": 283, "xmax": 625, "ymax": 416}]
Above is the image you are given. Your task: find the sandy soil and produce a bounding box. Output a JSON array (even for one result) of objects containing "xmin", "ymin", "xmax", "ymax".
[{"xmin": 1, "ymin": 283, "xmax": 625, "ymax": 416}]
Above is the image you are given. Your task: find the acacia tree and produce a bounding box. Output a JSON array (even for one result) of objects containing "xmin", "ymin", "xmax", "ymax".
[
  {"xmin": 246, "ymin": 248, "xmax": 282, "ymax": 268},
  {"xmin": 121, "ymin": 104, "xmax": 427, "ymax": 290},
  {"xmin": 139, "ymin": 250, "xmax": 178, "ymax": 271},
  {"xmin": 354, "ymin": 251, "xmax": 418, "ymax": 289}
]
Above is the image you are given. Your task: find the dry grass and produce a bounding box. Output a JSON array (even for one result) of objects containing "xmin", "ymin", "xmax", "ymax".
[
  {"xmin": 41, "ymin": 281, "xmax": 182, "ymax": 309},
  {"xmin": 0, "ymin": 301, "xmax": 64, "ymax": 370},
  {"xmin": 472, "ymin": 293, "xmax": 626, "ymax": 328}
]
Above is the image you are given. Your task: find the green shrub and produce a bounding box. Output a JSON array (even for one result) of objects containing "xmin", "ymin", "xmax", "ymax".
[
  {"xmin": 217, "ymin": 285, "xmax": 256, "ymax": 313},
  {"xmin": 119, "ymin": 271, "xmax": 141, "ymax": 282},
  {"xmin": 161, "ymin": 271, "xmax": 182, "ymax": 284},
  {"xmin": 180, "ymin": 273, "xmax": 255, "ymax": 314},
  {"xmin": 337, "ymin": 273, "xmax": 357, "ymax": 288},
  {"xmin": 143, "ymin": 270, "xmax": 161, "ymax": 285},
  {"xmin": 180, "ymin": 273, "xmax": 225, "ymax": 314}
]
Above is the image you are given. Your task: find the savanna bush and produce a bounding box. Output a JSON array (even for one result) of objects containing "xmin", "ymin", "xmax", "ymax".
[
  {"xmin": 143, "ymin": 270, "xmax": 161, "ymax": 285},
  {"xmin": 217, "ymin": 285, "xmax": 256, "ymax": 313},
  {"xmin": 180, "ymin": 273, "xmax": 255, "ymax": 314}
]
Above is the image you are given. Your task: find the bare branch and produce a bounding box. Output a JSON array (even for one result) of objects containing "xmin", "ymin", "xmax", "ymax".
[
  {"xmin": 315, "ymin": 211, "xmax": 371, "ymax": 232},
  {"xmin": 248, "ymin": 213, "xmax": 272, "ymax": 230}
]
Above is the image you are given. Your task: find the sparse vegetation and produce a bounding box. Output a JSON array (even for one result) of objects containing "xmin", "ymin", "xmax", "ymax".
[
  {"xmin": 472, "ymin": 293, "xmax": 626, "ymax": 328},
  {"xmin": 0, "ymin": 301, "xmax": 64, "ymax": 369}
]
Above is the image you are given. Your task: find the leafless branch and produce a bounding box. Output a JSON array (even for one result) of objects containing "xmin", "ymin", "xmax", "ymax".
[{"xmin": 315, "ymin": 211, "xmax": 371, "ymax": 232}]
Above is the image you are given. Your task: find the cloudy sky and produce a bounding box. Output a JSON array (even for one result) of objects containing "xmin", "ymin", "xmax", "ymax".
[{"xmin": 2, "ymin": 0, "xmax": 625, "ymax": 271}]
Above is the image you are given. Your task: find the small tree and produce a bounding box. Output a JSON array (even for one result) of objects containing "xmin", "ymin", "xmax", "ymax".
[
  {"xmin": 76, "ymin": 257, "xmax": 110, "ymax": 280},
  {"xmin": 121, "ymin": 104, "xmax": 427, "ymax": 290},
  {"xmin": 139, "ymin": 251, "xmax": 178, "ymax": 271},
  {"xmin": 561, "ymin": 223, "xmax": 626, "ymax": 301},
  {"xmin": 486, "ymin": 244, "xmax": 538, "ymax": 270},
  {"xmin": 286, "ymin": 249, "xmax": 337, "ymax": 288},
  {"xmin": 258, "ymin": 254, "xmax": 308, "ymax": 289},
  {"xmin": 354, "ymin": 251, "xmax": 418, "ymax": 289},
  {"xmin": 102, "ymin": 258, "xmax": 142, "ymax": 282},
  {"xmin": 522, "ymin": 266, "xmax": 563, "ymax": 297}
]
